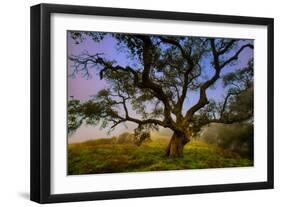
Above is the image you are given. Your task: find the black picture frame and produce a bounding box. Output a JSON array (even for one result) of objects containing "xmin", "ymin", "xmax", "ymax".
[{"xmin": 30, "ymin": 3, "xmax": 274, "ymax": 204}]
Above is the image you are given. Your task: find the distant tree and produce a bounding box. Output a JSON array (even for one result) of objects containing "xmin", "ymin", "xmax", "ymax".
[
  {"xmin": 200, "ymin": 122, "xmax": 253, "ymax": 158},
  {"xmin": 117, "ymin": 132, "xmax": 133, "ymax": 144},
  {"xmin": 68, "ymin": 32, "xmax": 253, "ymax": 157}
]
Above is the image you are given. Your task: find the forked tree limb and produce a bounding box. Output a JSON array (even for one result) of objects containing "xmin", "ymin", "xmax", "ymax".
[{"xmin": 184, "ymin": 39, "xmax": 253, "ymax": 123}]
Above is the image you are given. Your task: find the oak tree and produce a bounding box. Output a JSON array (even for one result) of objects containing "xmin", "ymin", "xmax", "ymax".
[{"xmin": 68, "ymin": 32, "xmax": 253, "ymax": 157}]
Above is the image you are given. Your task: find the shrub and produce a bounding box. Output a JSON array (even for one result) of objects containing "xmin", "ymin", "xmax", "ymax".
[{"xmin": 199, "ymin": 123, "xmax": 253, "ymax": 158}]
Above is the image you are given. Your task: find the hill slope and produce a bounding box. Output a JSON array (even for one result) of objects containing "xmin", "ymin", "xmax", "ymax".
[
  {"xmin": 68, "ymin": 139, "xmax": 253, "ymax": 175},
  {"xmin": 68, "ymin": 138, "xmax": 253, "ymax": 175}
]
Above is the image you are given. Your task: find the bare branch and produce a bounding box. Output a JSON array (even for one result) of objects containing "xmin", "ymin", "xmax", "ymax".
[
  {"xmin": 220, "ymin": 44, "xmax": 254, "ymax": 69},
  {"xmin": 219, "ymin": 91, "xmax": 238, "ymax": 119},
  {"xmin": 159, "ymin": 36, "xmax": 189, "ymax": 61},
  {"xmin": 218, "ymin": 40, "xmax": 237, "ymax": 55}
]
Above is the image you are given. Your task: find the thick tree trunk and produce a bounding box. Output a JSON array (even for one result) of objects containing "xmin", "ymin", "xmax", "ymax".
[{"xmin": 166, "ymin": 131, "xmax": 189, "ymax": 157}]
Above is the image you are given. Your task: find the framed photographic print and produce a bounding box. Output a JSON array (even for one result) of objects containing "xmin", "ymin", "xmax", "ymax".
[{"xmin": 30, "ymin": 3, "xmax": 274, "ymax": 203}]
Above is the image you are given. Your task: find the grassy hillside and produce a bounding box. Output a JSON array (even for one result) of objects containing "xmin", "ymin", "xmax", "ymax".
[{"xmin": 68, "ymin": 137, "xmax": 253, "ymax": 175}]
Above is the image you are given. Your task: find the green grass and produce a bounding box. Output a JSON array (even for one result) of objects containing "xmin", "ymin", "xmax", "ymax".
[{"xmin": 68, "ymin": 138, "xmax": 253, "ymax": 175}]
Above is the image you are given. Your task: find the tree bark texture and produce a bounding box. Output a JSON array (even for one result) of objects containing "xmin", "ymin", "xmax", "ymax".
[{"xmin": 166, "ymin": 131, "xmax": 190, "ymax": 157}]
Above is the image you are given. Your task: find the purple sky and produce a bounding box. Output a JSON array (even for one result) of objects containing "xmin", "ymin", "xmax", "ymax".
[{"xmin": 67, "ymin": 32, "xmax": 253, "ymax": 143}]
